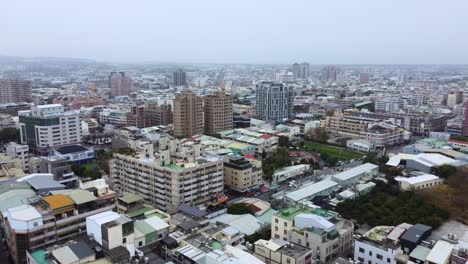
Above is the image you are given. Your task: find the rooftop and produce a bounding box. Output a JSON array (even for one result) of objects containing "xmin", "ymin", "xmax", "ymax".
[
  {"xmin": 42, "ymin": 194, "xmax": 74, "ymax": 210},
  {"xmin": 332, "ymin": 163, "xmax": 378, "ymax": 182},
  {"xmin": 56, "ymin": 144, "xmax": 90, "ymax": 154},
  {"xmin": 426, "ymin": 240, "xmax": 454, "ymax": 264},
  {"xmin": 7, "ymin": 204, "xmax": 41, "ymax": 222},
  {"xmin": 276, "ymin": 205, "xmax": 337, "ymax": 221},
  {"xmin": 285, "ymin": 179, "xmax": 338, "ymax": 202},
  {"xmin": 410, "ymin": 153, "xmax": 456, "ymax": 167},
  {"xmin": 394, "ymin": 174, "xmax": 439, "ymax": 185},
  {"xmin": 119, "ymin": 192, "xmax": 143, "ymax": 204}
]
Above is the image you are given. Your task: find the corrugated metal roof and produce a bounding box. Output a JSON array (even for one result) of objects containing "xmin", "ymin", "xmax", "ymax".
[
  {"xmin": 42, "ymin": 194, "xmax": 74, "ymax": 210},
  {"xmin": 52, "ymin": 246, "xmax": 79, "ymax": 264},
  {"xmin": 332, "ymin": 163, "xmax": 378, "ymax": 182},
  {"xmin": 135, "ymin": 220, "xmax": 156, "ymax": 235},
  {"xmin": 119, "ymin": 192, "xmax": 143, "ymax": 204},
  {"xmin": 285, "ymin": 179, "xmax": 338, "ymax": 202},
  {"xmin": 67, "ymin": 189, "xmax": 96, "ymax": 204}
]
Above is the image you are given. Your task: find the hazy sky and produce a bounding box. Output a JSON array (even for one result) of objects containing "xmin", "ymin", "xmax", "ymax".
[{"xmin": 2, "ymin": 0, "xmax": 468, "ymax": 64}]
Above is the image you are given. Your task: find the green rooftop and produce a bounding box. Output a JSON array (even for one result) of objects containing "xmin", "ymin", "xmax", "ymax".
[
  {"xmin": 30, "ymin": 249, "xmax": 50, "ymax": 264},
  {"xmin": 211, "ymin": 241, "xmax": 222, "ymax": 250},
  {"xmin": 119, "ymin": 192, "xmax": 143, "ymax": 204},
  {"xmin": 164, "ymin": 163, "xmax": 185, "ymax": 170},
  {"xmin": 126, "ymin": 206, "xmax": 153, "ymax": 218},
  {"xmin": 276, "ymin": 205, "xmax": 338, "ymax": 221},
  {"xmin": 277, "ymin": 205, "xmax": 315, "ymax": 220}
]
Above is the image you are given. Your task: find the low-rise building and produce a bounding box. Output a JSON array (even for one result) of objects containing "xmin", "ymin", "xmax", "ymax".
[
  {"xmin": 5, "ymin": 142, "xmax": 29, "ymax": 172},
  {"xmin": 285, "ymin": 179, "xmax": 338, "ymax": 203},
  {"xmin": 224, "ymin": 155, "xmax": 262, "ymax": 193},
  {"xmin": 271, "ymin": 206, "xmax": 354, "ymax": 263},
  {"xmin": 331, "ymin": 163, "xmax": 378, "ymax": 188},
  {"xmin": 346, "ymin": 139, "xmax": 373, "ymax": 152},
  {"xmin": 3, "ymin": 188, "xmax": 116, "ymax": 264},
  {"xmin": 254, "ymin": 239, "xmax": 314, "ymax": 264},
  {"xmin": 272, "ymin": 164, "xmax": 311, "ymax": 185},
  {"xmin": 394, "ymin": 174, "xmax": 444, "ymax": 191},
  {"xmin": 406, "ymin": 153, "xmax": 457, "ymax": 173},
  {"xmin": 354, "ymin": 224, "xmax": 411, "ymax": 264}
]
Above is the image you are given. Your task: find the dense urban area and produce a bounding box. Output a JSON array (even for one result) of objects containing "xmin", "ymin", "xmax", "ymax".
[{"xmin": 0, "ymin": 57, "xmax": 467, "ymax": 264}]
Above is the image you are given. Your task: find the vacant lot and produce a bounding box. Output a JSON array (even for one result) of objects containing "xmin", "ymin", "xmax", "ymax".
[{"xmin": 304, "ymin": 141, "xmax": 363, "ymax": 161}]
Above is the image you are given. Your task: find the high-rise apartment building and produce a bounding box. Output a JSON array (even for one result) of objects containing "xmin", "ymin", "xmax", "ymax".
[
  {"xmin": 126, "ymin": 105, "xmax": 147, "ymax": 128},
  {"xmin": 321, "ymin": 66, "xmax": 337, "ymax": 82},
  {"xmin": 359, "ymin": 72, "xmax": 370, "ymax": 84},
  {"xmin": 255, "ymin": 81, "xmax": 294, "ymax": 122},
  {"xmin": 19, "ymin": 104, "xmax": 81, "ymax": 154},
  {"xmin": 204, "ymin": 92, "xmax": 233, "ymax": 135},
  {"xmin": 173, "ymin": 91, "xmax": 203, "ymax": 138},
  {"xmin": 0, "ymin": 79, "xmax": 32, "ymax": 103},
  {"xmin": 463, "ymin": 102, "xmax": 468, "ymax": 137},
  {"xmin": 109, "ymin": 72, "xmax": 132, "ymax": 98},
  {"xmin": 173, "ymin": 69, "xmax": 187, "ymax": 87},
  {"xmin": 291, "ymin": 62, "xmax": 310, "ymax": 80},
  {"xmin": 156, "ymin": 102, "xmax": 173, "ymax": 126}
]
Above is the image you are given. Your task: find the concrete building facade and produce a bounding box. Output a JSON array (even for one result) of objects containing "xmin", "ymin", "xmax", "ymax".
[{"xmin": 173, "ymin": 91, "xmax": 203, "ymax": 138}]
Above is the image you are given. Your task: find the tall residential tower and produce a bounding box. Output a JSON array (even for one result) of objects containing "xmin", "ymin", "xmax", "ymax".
[
  {"xmin": 255, "ymin": 81, "xmax": 294, "ymax": 122},
  {"xmin": 109, "ymin": 72, "xmax": 133, "ymax": 97},
  {"xmin": 204, "ymin": 92, "xmax": 233, "ymax": 135},
  {"xmin": 173, "ymin": 90, "xmax": 203, "ymax": 138}
]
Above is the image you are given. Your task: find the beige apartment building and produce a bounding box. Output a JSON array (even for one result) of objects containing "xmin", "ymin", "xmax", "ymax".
[
  {"xmin": 173, "ymin": 90, "xmax": 203, "ymax": 138},
  {"xmin": 204, "ymin": 92, "xmax": 233, "ymax": 135},
  {"xmin": 110, "ymin": 150, "xmax": 224, "ymax": 214},
  {"xmin": 223, "ymin": 155, "xmax": 262, "ymax": 193}
]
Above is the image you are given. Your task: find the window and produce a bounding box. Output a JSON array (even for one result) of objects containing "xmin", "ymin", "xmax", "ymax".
[
  {"xmin": 359, "ymin": 248, "xmax": 365, "ymax": 253},
  {"xmin": 369, "ymin": 251, "xmax": 372, "ymax": 256},
  {"xmin": 275, "ymin": 226, "xmax": 278, "ymax": 231},
  {"xmin": 357, "ymin": 257, "xmax": 364, "ymax": 263},
  {"xmin": 284, "ymin": 221, "xmax": 287, "ymax": 227},
  {"xmin": 284, "ymin": 230, "xmax": 287, "ymax": 235},
  {"xmin": 377, "ymin": 254, "xmax": 383, "ymax": 260},
  {"xmin": 139, "ymin": 241, "xmax": 143, "ymax": 247},
  {"xmin": 123, "ymin": 238, "xmax": 126, "ymax": 243},
  {"xmin": 387, "ymin": 258, "xmax": 391, "ymax": 263},
  {"xmin": 33, "ymin": 222, "xmax": 38, "ymax": 227}
]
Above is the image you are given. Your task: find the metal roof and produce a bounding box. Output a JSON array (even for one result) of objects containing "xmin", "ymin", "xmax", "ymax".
[
  {"xmin": 23, "ymin": 174, "xmax": 65, "ymax": 191},
  {"xmin": 394, "ymin": 174, "xmax": 439, "ymax": 185},
  {"xmin": 285, "ymin": 179, "xmax": 338, "ymax": 202},
  {"xmin": 42, "ymin": 194, "xmax": 74, "ymax": 210},
  {"xmin": 176, "ymin": 204, "xmax": 208, "ymax": 219},
  {"xmin": 52, "ymin": 246, "xmax": 79, "ymax": 264},
  {"xmin": 426, "ymin": 240, "xmax": 454, "ymax": 264},
  {"xmin": 332, "ymin": 163, "xmax": 378, "ymax": 182},
  {"xmin": 68, "ymin": 241, "xmax": 94, "ymax": 259},
  {"xmin": 119, "ymin": 192, "xmax": 143, "ymax": 204},
  {"xmin": 67, "ymin": 189, "xmax": 97, "ymax": 205}
]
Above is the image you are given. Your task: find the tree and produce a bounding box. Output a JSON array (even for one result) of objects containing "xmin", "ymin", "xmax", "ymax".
[
  {"xmin": 435, "ymin": 164, "xmax": 457, "ymax": 179},
  {"xmin": 262, "ymin": 147, "xmax": 290, "ymax": 181},
  {"xmin": 227, "ymin": 203, "xmax": 251, "ymax": 215},
  {"xmin": 0, "ymin": 127, "xmax": 20, "ymax": 146},
  {"xmin": 362, "ymin": 152, "xmax": 378, "ymax": 164},
  {"xmin": 245, "ymin": 224, "xmax": 271, "ymax": 244},
  {"xmin": 278, "ymin": 136, "xmax": 289, "ymax": 147},
  {"xmin": 305, "ymin": 127, "xmax": 329, "ymax": 143}
]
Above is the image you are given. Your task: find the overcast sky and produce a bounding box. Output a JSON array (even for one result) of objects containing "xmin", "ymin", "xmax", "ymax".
[{"xmin": 2, "ymin": 0, "xmax": 468, "ymax": 64}]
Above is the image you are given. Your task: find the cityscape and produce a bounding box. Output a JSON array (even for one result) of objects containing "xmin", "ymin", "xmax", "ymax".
[{"xmin": 1, "ymin": 1, "xmax": 468, "ymax": 264}]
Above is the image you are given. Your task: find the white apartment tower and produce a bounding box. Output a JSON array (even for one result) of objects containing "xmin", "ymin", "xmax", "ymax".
[
  {"xmin": 18, "ymin": 104, "xmax": 81, "ymax": 154},
  {"xmin": 255, "ymin": 81, "xmax": 294, "ymax": 122}
]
